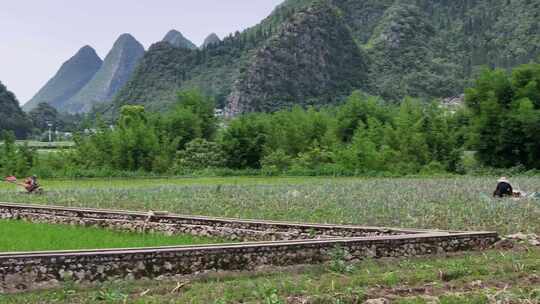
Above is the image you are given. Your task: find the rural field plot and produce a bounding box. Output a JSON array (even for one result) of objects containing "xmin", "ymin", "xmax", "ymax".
[
  {"xmin": 0, "ymin": 220, "xmax": 226, "ymax": 252},
  {"xmin": 0, "ymin": 176, "xmax": 539, "ymax": 304},
  {"xmin": 1, "ymin": 176, "xmax": 539, "ymax": 234}
]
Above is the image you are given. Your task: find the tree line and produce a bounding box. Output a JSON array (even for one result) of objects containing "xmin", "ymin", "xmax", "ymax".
[{"xmin": 2, "ymin": 62, "xmax": 540, "ymax": 177}]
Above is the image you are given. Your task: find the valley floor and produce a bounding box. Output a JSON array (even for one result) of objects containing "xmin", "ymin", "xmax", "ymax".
[
  {"xmin": 1, "ymin": 176, "xmax": 539, "ymax": 303},
  {"xmin": 1, "ymin": 176, "xmax": 539, "ymax": 234}
]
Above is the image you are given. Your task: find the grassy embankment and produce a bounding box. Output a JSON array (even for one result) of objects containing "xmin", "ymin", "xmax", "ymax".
[
  {"xmin": 2, "ymin": 247, "xmax": 539, "ymax": 303},
  {"xmin": 0, "ymin": 220, "xmax": 225, "ymax": 252}
]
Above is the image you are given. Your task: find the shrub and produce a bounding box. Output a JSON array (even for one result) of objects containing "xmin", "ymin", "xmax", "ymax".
[
  {"xmin": 175, "ymin": 139, "xmax": 225, "ymax": 172},
  {"xmin": 261, "ymin": 149, "xmax": 293, "ymax": 173}
]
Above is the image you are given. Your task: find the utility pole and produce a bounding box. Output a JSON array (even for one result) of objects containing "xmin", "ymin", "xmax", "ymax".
[{"xmin": 47, "ymin": 121, "xmax": 53, "ymax": 147}]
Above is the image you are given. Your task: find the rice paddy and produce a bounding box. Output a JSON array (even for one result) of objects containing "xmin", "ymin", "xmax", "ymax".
[
  {"xmin": 1, "ymin": 176, "xmax": 539, "ymax": 235},
  {"xmin": 0, "ymin": 220, "xmax": 225, "ymax": 252}
]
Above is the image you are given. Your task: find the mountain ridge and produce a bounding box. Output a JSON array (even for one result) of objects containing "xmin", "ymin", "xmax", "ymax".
[
  {"xmin": 226, "ymin": 1, "xmax": 369, "ymax": 115},
  {"xmin": 162, "ymin": 30, "xmax": 198, "ymax": 50},
  {"xmin": 0, "ymin": 81, "xmax": 31, "ymax": 138},
  {"xmin": 29, "ymin": 0, "xmax": 540, "ymax": 116},
  {"xmin": 115, "ymin": 0, "xmax": 540, "ymax": 115},
  {"xmin": 201, "ymin": 33, "xmax": 221, "ymax": 48},
  {"xmin": 23, "ymin": 45, "xmax": 103, "ymax": 112},
  {"xmin": 64, "ymin": 33, "xmax": 145, "ymax": 113}
]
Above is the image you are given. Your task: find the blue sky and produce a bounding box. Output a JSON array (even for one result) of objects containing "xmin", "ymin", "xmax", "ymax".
[{"xmin": 0, "ymin": 0, "xmax": 284, "ymax": 104}]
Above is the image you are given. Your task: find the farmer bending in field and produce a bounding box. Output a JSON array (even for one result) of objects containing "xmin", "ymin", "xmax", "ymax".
[
  {"xmin": 22, "ymin": 176, "xmax": 40, "ymax": 193},
  {"xmin": 493, "ymin": 177, "xmax": 513, "ymax": 198},
  {"xmin": 4, "ymin": 175, "xmax": 42, "ymax": 194}
]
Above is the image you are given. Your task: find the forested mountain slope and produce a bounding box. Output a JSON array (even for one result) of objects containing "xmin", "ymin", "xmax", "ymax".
[
  {"xmin": 226, "ymin": 2, "xmax": 368, "ymax": 115},
  {"xmin": 23, "ymin": 46, "xmax": 102, "ymax": 112},
  {"xmin": 64, "ymin": 34, "xmax": 145, "ymax": 113},
  {"xmin": 113, "ymin": 0, "xmax": 540, "ymax": 115},
  {"xmin": 163, "ymin": 30, "xmax": 198, "ymax": 49},
  {"xmin": 201, "ymin": 33, "xmax": 221, "ymax": 48},
  {"xmin": 0, "ymin": 82, "xmax": 31, "ymax": 138}
]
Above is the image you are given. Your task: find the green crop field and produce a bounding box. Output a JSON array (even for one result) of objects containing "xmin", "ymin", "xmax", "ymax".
[
  {"xmin": 2, "ymin": 176, "xmax": 540, "ymax": 303},
  {"xmin": 1, "ymin": 176, "xmax": 540, "ymax": 235},
  {"xmin": 0, "ymin": 220, "xmax": 225, "ymax": 252}
]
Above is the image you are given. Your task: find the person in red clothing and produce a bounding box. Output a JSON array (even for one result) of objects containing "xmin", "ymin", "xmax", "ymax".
[{"xmin": 22, "ymin": 176, "xmax": 40, "ymax": 193}]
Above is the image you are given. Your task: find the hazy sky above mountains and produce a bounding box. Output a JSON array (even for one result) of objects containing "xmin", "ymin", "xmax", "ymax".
[{"xmin": 0, "ymin": 0, "xmax": 284, "ymax": 104}]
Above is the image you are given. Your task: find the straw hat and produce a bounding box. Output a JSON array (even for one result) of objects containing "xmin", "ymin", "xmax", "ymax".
[{"xmin": 497, "ymin": 177, "xmax": 510, "ymax": 183}]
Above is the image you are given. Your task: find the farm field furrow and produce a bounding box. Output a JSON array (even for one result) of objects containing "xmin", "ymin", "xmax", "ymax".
[{"xmin": 0, "ymin": 220, "xmax": 225, "ymax": 252}]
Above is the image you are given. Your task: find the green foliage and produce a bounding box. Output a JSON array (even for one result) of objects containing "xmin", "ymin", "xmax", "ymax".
[
  {"xmin": 265, "ymin": 106, "xmax": 336, "ymax": 156},
  {"xmin": 220, "ymin": 92, "xmax": 462, "ymax": 175},
  {"xmin": 466, "ymin": 63, "xmax": 540, "ymax": 169},
  {"xmin": 175, "ymin": 139, "xmax": 225, "ymax": 171},
  {"xmin": 37, "ymin": 88, "xmax": 469, "ymax": 176},
  {"xmin": 21, "ymin": 63, "xmax": 540, "ymax": 176},
  {"xmin": 119, "ymin": 105, "xmax": 146, "ymax": 126},
  {"xmin": 28, "ymin": 103, "xmax": 59, "ymax": 132},
  {"xmin": 263, "ymin": 289, "xmax": 284, "ymax": 304},
  {"xmin": 293, "ymin": 146, "xmax": 334, "ymax": 171},
  {"xmin": 157, "ymin": 90, "xmax": 217, "ymax": 150},
  {"xmin": 68, "ymin": 89, "xmax": 217, "ymax": 173},
  {"xmin": 221, "ymin": 114, "xmax": 270, "ymax": 169},
  {"xmin": 261, "ymin": 149, "xmax": 293, "ymax": 174},
  {"xmin": 329, "ymin": 246, "xmax": 355, "ymax": 274},
  {"xmin": 336, "ymin": 91, "xmax": 391, "ymax": 143},
  {"xmin": 0, "ymin": 220, "xmax": 225, "ymax": 252},
  {"xmin": 176, "ymin": 90, "xmax": 217, "ymax": 139},
  {"xmin": 0, "ymin": 82, "xmax": 31, "ymax": 139},
  {"xmin": 28, "ymin": 106, "xmax": 80, "ymax": 139},
  {"xmin": 72, "ymin": 106, "xmax": 163, "ymax": 172},
  {"xmin": 113, "ymin": 0, "xmax": 540, "ymax": 115},
  {"xmin": 0, "ymin": 131, "xmax": 36, "ymax": 177}
]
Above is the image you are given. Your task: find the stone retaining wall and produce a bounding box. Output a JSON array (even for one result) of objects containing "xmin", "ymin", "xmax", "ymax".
[
  {"xmin": 0, "ymin": 203, "xmax": 429, "ymax": 241},
  {"xmin": 0, "ymin": 233, "xmax": 498, "ymax": 292},
  {"xmin": 0, "ymin": 203, "xmax": 499, "ymax": 292}
]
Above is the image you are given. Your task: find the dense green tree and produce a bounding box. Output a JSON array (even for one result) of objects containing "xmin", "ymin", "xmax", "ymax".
[
  {"xmin": 175, "ymin": 139, "xmax": 225, "ymax": 171},
  {"xmin": 61, "ymin": 77, "xmax": 539, "ymax": 175},
  {"xmin": 73, "ymin": 106, "xmax": 164, "ymax": 172},
  {"xmin": 261, "ymin": 149, "xmax": 294, "ymax": 173},
  {"xmin": 336, "ymin": 124, "xmax": 381, "ymax": 173},
  {"xmin": 220, "ymin": 114, "xmax": 269, "ymax": 169},
  {"xmin": 175, "ymin": 90, "xmax": 217, "ymax": 139},
  {"xmin": 28, "ymin": 102, "xmax": 84, "ymax": 135},
  {"xmin": 390, "ymin": 99, "xmax": 430, "ymax": 173},
  {"xmin": 110, "ymin": 106, "xmax": 161, "ymax": 171},
  {"xmin": 28, "ymin": 103, "xmax": 60, "ymax": 132},
  {"xmin": 0, "ymin": 131, "xmax": 36, "ymax": 176},
  {"xmin": 336, "ymin": 91, "xmax": 391, "ymax": 143},
  {"xmin": 466, "ymin": 63, "xmax": 540, "ymax": 169},
  {"xmin": 158, "ymin": 90, "xmax": 217, "ymax": 150},
  {"xmin": 265, "ymin": 107, "xmax": 336, "ymax": 156},
  {"xmin": 0, "ymin": 82, "xmax": 31, "ymax": 139}
]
